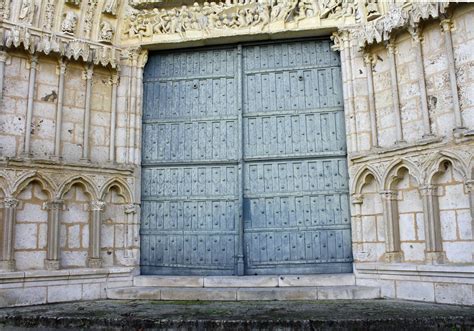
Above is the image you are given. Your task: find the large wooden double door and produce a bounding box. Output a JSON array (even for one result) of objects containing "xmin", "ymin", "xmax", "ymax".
[{"xmin": 141, "ymin": 39, "xmax": 352, "ymax": 275}]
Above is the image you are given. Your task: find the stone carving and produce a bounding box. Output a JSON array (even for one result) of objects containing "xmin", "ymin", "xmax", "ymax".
[
  {"xmin": 353, "ymin": 1, "xmax": 452, "ymax": 48},
  {"xmin": 61, "ymin": 12, "xmax": 78, "ymax": 34},
  {"xmin": 65, "ymin": 0, "xmax": 81, "ymax": 6},
  {"xmin": 37, "ymin": 35, "xmax": 61, "ymax": 55},
  {"xmin": 6, "ymin": 26, "xmax": 33, "ymax": 51},
  {"xmin": 83, "ymin": 0, "xmax": 98, "ymax": 38},
  {"xmin": 43, "ymin": 0, "xmax": 56, "ymax": 30},
  {"xmin": 0, "ymin": 0, "xmax": 11, "ymax": 19},
  {"xmin": 103, "ymin": 0, "xmax": 119, "ymax": 16},
  {"xmin": 122, "ymin": 0, "xmax": 353, "ymax": 39},
  {"xmin": 99, "ymin": 21, "xmax": 115, "ymax": 43},
  {"xmin": 365, "ymin": 0, "xmax": 380, "ymax": 21},
  {"xmin": 18, "ymin": 0, "xmax": 36, "ymax": 25}
]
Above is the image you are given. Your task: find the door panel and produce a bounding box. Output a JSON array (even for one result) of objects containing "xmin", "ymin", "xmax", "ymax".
[
  {"xmin": 141, "ymin": 40, "xmax": 352, "ymax": 275},
  {"xmin": 242, "ymin": 41, "xmax": 352, "ymax": 274},
  {"xmin": 141, "ymin": 47, "xmax": 240, "ymax": 275}
]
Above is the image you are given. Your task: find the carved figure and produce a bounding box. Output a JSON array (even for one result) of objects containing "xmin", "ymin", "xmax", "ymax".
[
  {"xmin": 61, "ymin": 11, "xmax": 78, "ymax": 34},
  {"xmin": 99, "ymin": 21, "xmax": 114, "ymax": 43},
  {"xmin": 103, "ymin": 0, "xmax": 119, "ymax": 16},
  {"xmin": 365, "ymin": 0, "xmax": 380, "ymax": 21},
  {"xmin": 18, "ymin": 0, "xmax": 35, "ymax": 24}
]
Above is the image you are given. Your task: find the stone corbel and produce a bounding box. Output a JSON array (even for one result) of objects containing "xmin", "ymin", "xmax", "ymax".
[
  {"xmin": 0, "ymin": 197, "xmax": 19, "ymax": 271},
  {"xmin": 380, "ymin": 190, "xmax": 403, "ymax": 262}
]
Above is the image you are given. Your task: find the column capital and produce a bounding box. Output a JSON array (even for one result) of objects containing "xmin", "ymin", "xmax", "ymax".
[
  {"xmin": 419, "ymin": 185, "xmax": 438, "ymax": 196},
  {"xmin": 111, "ymin": 71, "xmax": 120, "ymax": 85},
  {"xmin": 440, "ymin": 18, "xmax": 454, "ymax": 33},
  {"xmin": 380, "ymin": 190, "xmax": 398, "ymax": 200},
  {"xmin": 385, "ymin": 41, "xmax": 397, "ymax": 54},
  {"xmin": 363, "ymin": 52, "xmax": 374, "ymax": 65},
  {"xmin": 45, "ymin": 199, "xmax": 64, "ymax": 210},
  {"xmin": 351, "ymin": 194, "xmax": 364, "ymax": 205},
  {"xmin": 82, "ymin": 63, "xmax": 94, "ymax": 80},
  {"xmin": 26, "ymin": 54, "xmax": 39, "ymax": 69},
  {"xmin": 0, "ymin": 51, "xmax": 8, "ymax": 63},
  {"xmin": 90, "ymin": 200, "xmax": 106, "ymax": 211},
  {"xmin": 331, "ymin": 30, "xmax": 350, "ymax": 51},
  {"xmin": 465, "ymin": 180, "xmax": 474, "ymax": 192},
  {"xmin": 57, "ymin": 58, "xmax": 67, "ymax": 74},
  {"xmin": 408, "ymin": 25, "xmax": 423, "ymax": 44},
  {"xmin": 3, "ymin": 197, "xmax": 18, "ymax": 208},
  {"xmin": 124, "ymin": 204, "xmax": 137, "ymax": 214}
]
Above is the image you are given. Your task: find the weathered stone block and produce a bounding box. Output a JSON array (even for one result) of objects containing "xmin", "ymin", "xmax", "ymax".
[{"xmin": 396, "ymin": 281, "xmax": 434, "ymax": 302}]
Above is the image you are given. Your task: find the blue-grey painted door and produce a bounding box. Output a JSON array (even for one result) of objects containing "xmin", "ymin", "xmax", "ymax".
[
  {"xmin": 141, "ymin": 47, "xmax": 240, "ymax": 275},
  {"xmin": 141, "ymin": 39, "xmax": 352, "ymax": 275},
  {"xmin": 242, "ymin": 41, "xmax": 352, "ymax": 274}
]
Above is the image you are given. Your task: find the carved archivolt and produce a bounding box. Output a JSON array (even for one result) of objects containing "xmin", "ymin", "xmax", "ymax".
[{"xmin": 122, "ymin": 0, "xmax": 355, "ymax": 39}]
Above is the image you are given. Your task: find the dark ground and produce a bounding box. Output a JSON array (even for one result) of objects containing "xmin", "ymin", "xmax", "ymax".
[{"xmin": 0, "ymin": 299, "xmax": 473, "ymax": 330}]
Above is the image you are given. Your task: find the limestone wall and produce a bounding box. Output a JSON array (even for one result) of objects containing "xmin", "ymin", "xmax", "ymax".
[{"xmin": 342, "ymin": 2, "xmax": 474, "ymax": 305}]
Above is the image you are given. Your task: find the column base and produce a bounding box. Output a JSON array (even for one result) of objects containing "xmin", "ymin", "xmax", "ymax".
[
  {"xmin": 80, "ymin": 157, "xmax": 91, "ymax": 163},
  {"xmin": 0, "ymin": 260, "xmax": 15, "ymax": 272},
  {"xmin": 425, "ymin": 251, "xmax": 446, "ymax": 265},
  {"xmin": 44, "ymin": 259, "xmax": 60, "ymax": 270},
  {"xmin": 88, "ymin": 258, "xmax": 102, "ymax": 268},
  {"xmin": 384, "ymin": 251, "xmax": 404, "ymax": 263}
]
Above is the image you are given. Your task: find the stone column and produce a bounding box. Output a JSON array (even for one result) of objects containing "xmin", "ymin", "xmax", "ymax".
[
  {"xmin": 465, "ymin": 180, "xmax": 474, "ymax": 239},
  {"xmin": 124, "ymin": 204, "xmax": 137, "ymax": 258},
  {"xmin": 332, "ymin": 31, "xmax": 357, "ymax": 153},
  {"xmin": 88, "ymin": 200, "xmax": 105, "ymax": 268},
  {"xmin": 420, "ymin": 186, "xmax": 445, "ymax": 264},
  {"xmin": 363, "ymin": 52, "xmax": 378, "ymax": 148},
  {"xmin": 81, "ymin": 63, "xmax": 94, "ymax": 162},
  {"xmin": 409, "ymin": 26, "xmax": 433, "ymax": 138},
  {"xmin": 386, "ymin": 41, "xmax": 405, "ymax": 144},
  {"xmin": 51, "ymin": 59, "xmax": 67, "ymax": 161},
  {"xmin": 351, "ymin": 194, "xmax": 364, "ymax": 244},
  {"xmin": 440, "ymin": 18, "xmax": 465, "ymax": 132},
  {"xmin": 380, "ymin": 190, "xmax": 403, "ymax": 262},
  {"xmin": 134, "ymin": 63, "xmax": 145, "ymax": 165},
  {"xmin": 108, "ymin": 72, "xmax": 119, "ymax": 163},
  {"xmin": 128, "ymin": 49, "xmax": 139, "ymax": 164},
  {"xmin": 0, "ymin": 197, "xmax": 18, "ymax": 271},
  {"xmin": 0, "ymin": 51, "xmax": 8, "ymax": 101},
  {"xmin": 23, "ymin": 55, "xmax": 39, "ymax": 157},
  {"xmin": 44, "ymin": 199, "xmax": 63, "ymax": 270}
]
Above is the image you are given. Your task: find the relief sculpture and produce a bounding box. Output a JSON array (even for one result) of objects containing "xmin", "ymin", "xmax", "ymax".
[{"xmin": 123, "ymin": 0, "xmax": 354, "ymax": 39}]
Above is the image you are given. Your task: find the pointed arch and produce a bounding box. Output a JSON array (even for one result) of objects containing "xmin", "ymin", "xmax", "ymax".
[
  {"xmin": 11, "ymin": 171, "xmax": 56, "ymax": 199},
  {"xmin": 383, "ymin": 159, "xmax": 421, "ymax": 190},
  {"xmin": 0, "ymin": 171, "xmax": 11, "ymax": 196},
  {"xmin": 57, "ymin": 175, "xmax": 98, "ymax": 200},
  {"xmin": 351, "ymin": 165, "xmax": 382, "ymax": 195},
  {"xmin": 424, "ymin": 151, "xmax": 469, "ymax": 185},
  {"xmin": 99, "ymin": 177, "xmax": 133, "ymax": 203}
]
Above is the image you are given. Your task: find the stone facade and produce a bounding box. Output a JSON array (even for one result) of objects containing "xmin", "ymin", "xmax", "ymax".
[{"xmin": 0, "ymin": 0, "xmax": 473, "ymax": 307}]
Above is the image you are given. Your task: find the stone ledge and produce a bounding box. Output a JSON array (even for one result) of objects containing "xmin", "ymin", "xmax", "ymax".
[
  {"xmin": 355, "ymin": 263, "xmax": 474, "ymax": 284},
  {"xmin": 0, "ymin": 267, "xmax": 137, "ymax": 284}
]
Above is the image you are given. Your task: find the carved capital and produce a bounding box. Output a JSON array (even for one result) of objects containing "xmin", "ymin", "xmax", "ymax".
[
  {"xmin": 90, "ymin": 200, "xmax": 105, "ymax": 211},
  {"xmin": 0, "ymin": 51, "xmax": 8, "ymax": 63},
  {"xmin": 26, "ymin": 54, "xmax": 39, "ymax": 69},
  {"xmin": 380, "ymin": 190, "xmax": 398, "ymax": 200},
  {"xmin": 57, "ymin": 58, "xmax": 67, "ymax": 75},
  {"xmin": 45, "ymin": 199, "xmax": 64, "ymax": 211},
  {"xmin": 408, "ymin": 25, "xmax": 423, "ymax": 44},
  {"xmin": 3, "ymin": 197, "xmax": 19, "ymax": 208},
  {"xmin": 351, "ymin": 194, "xmax": 364, "ymax": 205},
  {"xmin": 440, "ymin": 18, "xmax": 454, "ymax": 33},
  {"xmin": 385, "ymin": 41, "xmax": 397, "ymax": 54},
  {"xmin": 363, "ymin": 52, "xmax": 374, "ymax": 65},
  {"xmin": 124, "ymin": 204, "xmax": 137, "ymax": 214},
  {"xmin": 419, "ymin": 185, "xmax": 438, "ymax": 196},
  {"xmin": 82, "ymin": 64, "xmax": 94, "ymax": 80},
  {"xmin": 465, "ymin": 180, "xmax": 474, "ymax": 193},
  {"xmin": 111, "ymin": 71, "xmax": 120, "ymax": 85}
]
